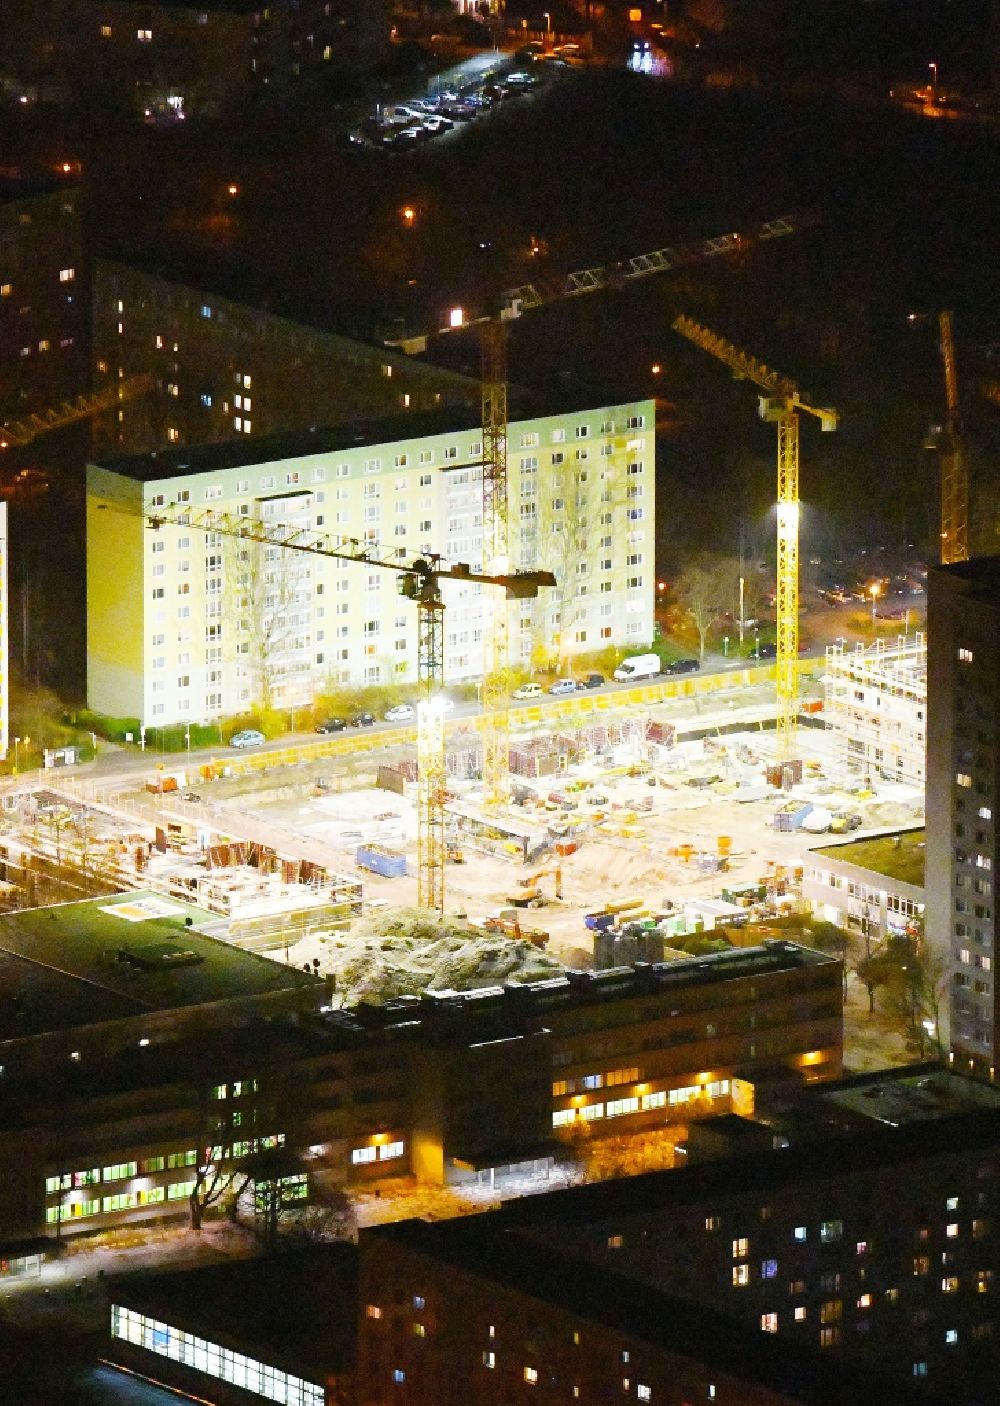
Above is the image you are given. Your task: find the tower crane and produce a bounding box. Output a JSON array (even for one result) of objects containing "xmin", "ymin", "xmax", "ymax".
[
  {"xmin": 672, "ymin": 315, "xmax": 838, "ymax": 763},
  {"xmin": 0, "ymin": 374, "xmax": 155, "ymax": 450},
  {"xmin": 136, "ymin": 504, "xmax": 554, "ymax": 912},
  {"xmin": 389, "ymin": 212, "xmax": 813, "ymax": 809},
  {"xmin": 935, "ymin": 311, "xmax": 968, "ymax": 565}
]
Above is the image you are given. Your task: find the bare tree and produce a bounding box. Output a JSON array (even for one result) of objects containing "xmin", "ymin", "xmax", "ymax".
[
  {"xmin": 674, "ymin": 555, "xmax": 740, "ymax": 660},
  {"xmin": 224, "ymin": 533, "xmax": 302, "ymax": 713}
]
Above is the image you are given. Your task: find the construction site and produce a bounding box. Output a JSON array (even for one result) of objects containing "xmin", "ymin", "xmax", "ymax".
[{"xmin": 0, "ymin": 239, "xmax": 956, "ymax": 1014}]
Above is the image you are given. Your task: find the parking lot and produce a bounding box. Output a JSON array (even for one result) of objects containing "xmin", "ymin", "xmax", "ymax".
[{"xmin": 350, "ymin": 46, "xmax": 584, "ymax": 153}]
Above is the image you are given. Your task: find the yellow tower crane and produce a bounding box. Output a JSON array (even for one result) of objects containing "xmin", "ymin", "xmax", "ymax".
[
  {"xmin": 391, "ymin": 213, "xmax": 812, "ymax": 807},
  {"xmin": 134, "ymin": 504, "xmax": 554, "ymax": 912},
  {"xmin": 936, "ymin": 311, "xmax": 968, "ymax": 565},
  {"xmin": 672, "ymin": 316, "xmax": 838, "ymax": 762},
  {"xmin": 0, "ymin": 374, "xmax": 155, "ymax": 449}
]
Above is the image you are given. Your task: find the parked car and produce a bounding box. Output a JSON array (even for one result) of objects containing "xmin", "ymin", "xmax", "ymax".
[
  {"xmin": 504, "ymin": 70, "xmax": 537, "ymax": 87},
  {"xmin": 422, "ymin": 114, "xmax": 454, "ymax": 134},
  {"xmin": 385, "ymin": 704, "xmax": 415, "ymax": 722},
  {"xmin": 754, "ymin": 642, "xmax": 778, "ymax": 659},
  {"xmin": 316, "ymin": 718, "xmax": 348, "ymax": 733},
  {"xmin": 576, "ymin": 672, "xmax": 605, "ymax": 690},
  {"xmin": 513, "ymin": 682, "xmax": 544, "ymax": 700},
  {"xmin": 229, "ymin": 729, "xmax": 265, "ymax": 748},
  {"xmin": 664, "ymin": 658, "xmax": 700, "ymax": 675},
  {"xmin": 548, "ymin": 678, "xmax": 578, "ymax": 695},
  {"xmin": 349, "ymin": 712, "xmax": 377, "ymax": 727}
]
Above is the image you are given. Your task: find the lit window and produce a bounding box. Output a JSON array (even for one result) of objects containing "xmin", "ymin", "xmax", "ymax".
[
  {"xmin": 393, "ymin": 1369, "xmax": 405, "ymax": 1383},
  {"xmin": 945, "ymin": 1329, "xmax": 958, "ymax": 1345},
  {"xmin": 137, "ymin": 28, "xmax": 152, "ymax": 41},
  {"xmin": 946, "ymin": 1223, "xmax": 959, "ymax": 1239},
  {"xmin": 760, "ymin": 1313, "xmax": 778, "ymax": 1333},
  {"xmin": 732, "ymin": 1238, "xmax": 748, "ymax": 1259},
  {"xmin": 366, "ymin": 1305, "xmax": 382, "ymax": 1319},
  {"xmin": 524, "ymin": 1367, "xmax": 538, "ymax": 1384},
  {"xmin": 762, "ymin": 1259, "xmax": 778, "ymax": 1279},
  {"xmin": 958, "ymin": 648, "xmax": 974, "ymax": 662},
  {"xmin": 638, "ymin": 1388, "xmax": 652, "ymax": 1403},
  {"xmin": 483, "ymin": 1351, "xmax": 495, "ymax": 1368},
  {"xmin": 59, "ymin": 267, "xmax": 75, "ymax": 282},
  {"xmin": 732, "ymin": 1265, "xmax": 749, "ymax": 1287},
  {"xmin": 794, "ymin": 1306, "xmax": 807, "ymax": 1322}
]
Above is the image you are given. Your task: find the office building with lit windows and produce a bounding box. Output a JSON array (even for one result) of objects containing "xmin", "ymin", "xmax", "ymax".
[
  {"xmin": 0, "ymin": 910, "xmax": 839, "ymax": 1247},
  {"xmin": 925, "ymin": 559, "xmax": 1000, "ymax": 1079},
  {"xmin": 86, "ymin": 398, "xmax": 656, "ymax": 723}
]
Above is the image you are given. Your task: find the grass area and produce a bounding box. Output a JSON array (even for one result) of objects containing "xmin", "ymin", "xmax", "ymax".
[{"xmin": 815, "ymin": 828, "xmax": 925, "ymax": 887}]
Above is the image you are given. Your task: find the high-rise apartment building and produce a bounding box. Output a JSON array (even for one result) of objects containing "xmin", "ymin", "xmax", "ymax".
[
  {"xmin": 0, "ymin": 182, "xmax": 88, "ymax": 422},
  {"xmin": 91, "ymin": 262, "xmax": 480, "ymax": 458},
  {"xmin": 925, "ymin": 559, "xmax": 1000, "ymax": 1080},
  {"xmin": 86, "ymin": 399, "xmax": 656, "ymax": 724}
]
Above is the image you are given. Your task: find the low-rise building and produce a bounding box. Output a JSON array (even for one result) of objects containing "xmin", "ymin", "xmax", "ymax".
[
  {"xmin": 802, "ymin": 827, "xmax": 925, "ymax": 945},
  {"xmin": 0, "ymin": 916, "xmax": 841, "ymax": 1245},
  {"xmin": 86, "ymin": 398, "xmax": 657, "ymax": 719}
]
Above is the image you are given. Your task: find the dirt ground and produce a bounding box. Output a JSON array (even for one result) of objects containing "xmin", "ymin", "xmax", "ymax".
[{"xmin": 256, "ymin": 724, "xmax": 922, "ymax": 971}]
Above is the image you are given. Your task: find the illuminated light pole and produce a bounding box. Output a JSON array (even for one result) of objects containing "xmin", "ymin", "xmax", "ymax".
[
  {"xmin": 928, "ymin": 62, "xmax": 938, "ymax": 97},
  {"xmin": 870, "ymin": 581, "xmax": 880, "ymax": 625},
  {"xmin": 738, "ymin": 575, "xmax": 745, "ymax": 646},
  {"xmin": 13, "ymin": 735, "xmax": 20, "ymax": 774},
  {"xmin": 543, "ymin": 10, "xmax": 551, "ymax": 44}
]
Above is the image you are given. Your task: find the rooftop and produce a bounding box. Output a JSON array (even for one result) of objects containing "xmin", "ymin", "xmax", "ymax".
[
  {"xmin": 112, "ymin": 1244, "xmax": 358, "ymax": 1379},
  {"xmin": 0, "ymin": 892, "xmax": 322, "ymax": 1038},
  {"xmin": 934, "ymin": 555, "xmax": 1000, "ymax": 603},
  {"xmin": 812, "ymin": 827, "xmax": 925, "ymax": 888},
  {"xmin": 820, "ymin": 1067, "xmax": 1000, "ymax": 1127},
  {"xmin": 90, "ymin": 395, "xmax": 652, "ymax": 484}
]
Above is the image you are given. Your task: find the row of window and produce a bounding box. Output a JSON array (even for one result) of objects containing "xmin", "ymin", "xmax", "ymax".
[
  {"xmin": 111, "ymin": 1307, "xmax": 323, "ymax": 1406},
  {"xmin": 46, "ymin": 1182, "xmax": 195, "ymax": 1222},
  {"xmin": 351, "ymin": 1140, "xmax": 405, "ymax": 1165}
]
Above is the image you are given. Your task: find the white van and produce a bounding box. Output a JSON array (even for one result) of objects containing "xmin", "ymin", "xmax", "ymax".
[
  {"xmin": 613, "ymin": 652, "xmax": 661, "ymax": 683},
  {"xmin": 513, "ymin": 681, "xmax": 544, "ymax": 700}
]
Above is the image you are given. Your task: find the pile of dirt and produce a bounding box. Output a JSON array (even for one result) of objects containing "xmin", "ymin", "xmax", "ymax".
[{"xmin": 284, "ymin": 905, "xmax": 565, "ymax": 1005}]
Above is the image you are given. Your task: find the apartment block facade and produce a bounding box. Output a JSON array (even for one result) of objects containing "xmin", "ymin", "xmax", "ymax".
[
  {"xmin": 926, "ymin": 560, "xmax": 1000, "ymax": 1080},
  {"xmin": 0, "ymin": 183, "xmax": 88, "ymax": 422},
  {"xmin": 86, "ymin": 400, "xmax": 656, "ymax": 722},
  {"xmin": 91, "ymin": 261, "xmax": 479, "ymax": 459}
]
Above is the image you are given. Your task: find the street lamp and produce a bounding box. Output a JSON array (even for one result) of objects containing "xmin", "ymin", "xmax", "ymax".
[
  {"xmin": 870, "ymin": 581, "xmax": 880, "ymax": 624},
  {"xmin": 543, "ymin": 10, "xmax": 551, "ymax": 43},
  {"xmin": 12, "ymin": 735, "xmax": 20, "ymax": 774},
  {"xmin": 928, "ymin": 61, "xmax": 938, "ymax": 95}
]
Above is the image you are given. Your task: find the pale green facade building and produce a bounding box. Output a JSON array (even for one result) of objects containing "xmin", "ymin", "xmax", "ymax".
[{"xmin": 86, "ymin": 399, "xmax": 655, "ymax": 724}]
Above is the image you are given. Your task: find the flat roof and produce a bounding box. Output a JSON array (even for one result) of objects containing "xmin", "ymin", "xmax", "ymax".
[
  {"xmin": 366, "ymin": 1218, "xmax": 940, "ymax": 1406},
  {"xmin": 0, "ymin": 892, "xmax": 322, "ymax": 1036},
  {"xmin": 113, "ymin": 1244, "xmax": 357, "ymax": 1379},
  {"xmin": 812, "ymin": 827, "xmax": 925, "ymax": 888},
  {"xmin": 90, "ymin": 396, "xmax": 652, "ymax": 484},
  {"xmin": 821, "ymin": 1068, "xmax": 1000, "ymax": 1126},
  {"xmin": 933, "ymin": 556, "xmax": 1000, "ymax": 603}
]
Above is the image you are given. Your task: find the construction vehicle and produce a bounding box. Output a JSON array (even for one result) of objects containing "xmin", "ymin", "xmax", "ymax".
[
  {"xmin": 672, "ymin": 316, "xmax": 837, "ymax": 764},
  {"xmin": 388, "ymin": 212, "xmax": 812, "ymax": 815},
  {"xmin": 481, "ymin": 909, "xmax": 549, "ymax": 947},
  {"xmin": 512, "ymin": 864, "xmax": 563, "ymax": 906},
  {"xmin": 103, "ymin": 501, "xmax": 555, "ymax": 913}
]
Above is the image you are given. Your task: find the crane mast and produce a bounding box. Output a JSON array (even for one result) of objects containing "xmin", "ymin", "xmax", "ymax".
[
  {"xmin": 136, "ymin": 505, "xmax": 553, "ymax": 911},
  {"xmin": 937, "ymin": 311, "xmax": 968, "ymax": 565},
  {"xmin": 480, "ymin": 318, "xmax": 512, "ymax": 812},
  {"xmin": 672, "ymin": 315, "xmax": 837, "ymax": 763}
]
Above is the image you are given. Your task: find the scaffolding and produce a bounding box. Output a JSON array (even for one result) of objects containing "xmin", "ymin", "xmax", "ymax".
[{"xmin": 823, "ymin": 634, "xmax": 927, "ymax": 787}]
